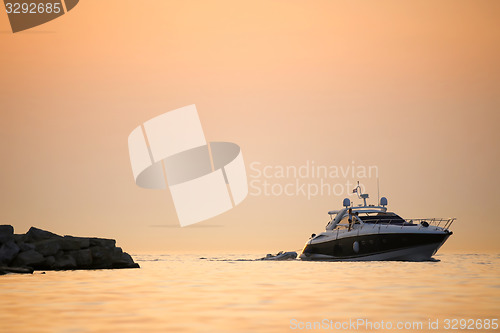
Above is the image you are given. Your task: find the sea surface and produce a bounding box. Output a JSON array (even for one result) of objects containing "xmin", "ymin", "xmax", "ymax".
[{"xmin": 0, "ymin": 253, "xmax": 498, "ymax": 333}]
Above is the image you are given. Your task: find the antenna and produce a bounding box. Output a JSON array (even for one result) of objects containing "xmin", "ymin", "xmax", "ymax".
[
  {"xmin": 353, "ymin": 181, "xmax": 369, "ymax": 206},
  {"xmin": 377, "ymin": 177, "xmax": 380, "ymax": 205}
]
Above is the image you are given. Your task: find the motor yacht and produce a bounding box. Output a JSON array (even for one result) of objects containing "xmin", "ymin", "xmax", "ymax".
[{"xmin": 300, "ymin": 183, "xmax": 455, "ymax": 261}]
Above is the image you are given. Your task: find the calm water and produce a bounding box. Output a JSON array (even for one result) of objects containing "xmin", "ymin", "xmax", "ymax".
[{"xmin": 0, "ymin": 253, "xmax": 498, "ymax": 333}]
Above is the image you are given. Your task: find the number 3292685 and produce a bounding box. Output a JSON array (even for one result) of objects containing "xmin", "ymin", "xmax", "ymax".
[
  {"xmin": 444, "ymin": 318, "xmax": 498, "ymax": 330},
  {"xmin": 5, "ymin": 2, "xmax": 62, "ymax": 14}
]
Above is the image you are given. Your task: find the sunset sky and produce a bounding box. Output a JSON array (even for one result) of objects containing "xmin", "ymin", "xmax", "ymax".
[{"xmin": 1, "ymin": 0, "xmax": 499, "ymax": 253}]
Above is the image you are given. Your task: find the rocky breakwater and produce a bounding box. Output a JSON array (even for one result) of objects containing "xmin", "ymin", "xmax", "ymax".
[{"xmin": 0, "ymin": 225, "xmax": 139, "ymax": 275}]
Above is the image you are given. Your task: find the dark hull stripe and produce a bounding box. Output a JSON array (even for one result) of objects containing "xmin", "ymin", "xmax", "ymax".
[{"xmin": 301, "ymin": 232, "xmax": 451, "ymax": 260}]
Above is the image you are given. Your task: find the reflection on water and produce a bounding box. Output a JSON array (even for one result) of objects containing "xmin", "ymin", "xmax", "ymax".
[{"xmin": 0, "ymin": 254, "xmax": 498, "ymax": 332}]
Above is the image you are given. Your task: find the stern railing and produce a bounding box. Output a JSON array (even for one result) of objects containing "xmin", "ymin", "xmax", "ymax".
[
  {"xmin": 332, "ymin": 218, "xmax": 455, "ymax": 237},
  {"xmin": 406, "ymin": 218, "xmax": 456, "ymax": 230},
  {"xmin": 352, "ymin": 217, "xmax": 456, "ymax": 231}
]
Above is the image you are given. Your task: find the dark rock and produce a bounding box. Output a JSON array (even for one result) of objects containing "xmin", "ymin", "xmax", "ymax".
[
  {"xmin": 53, "ymin": 253, "xmax": 77, "ymax": 270},
  {"xmin": 69, "ymin": 249, "xmax": 92, "ymax": 267},
  {"xmin": 0, "ymin": 225, "xmax": 14, "ymax": 244},
  {"xmin": 59, "ymin": 236, "xmax": 85, "ymax": 251},
  {"xmin": 33, "ymin": 239, "xmax": 61, "ymax": 256},
  {"xmin": 0, "ymin": 240, "xmax": 20, "ymax": 265},
  {"xmin": 0, "ymin": 225, "xmax": 139, "ymax": 272},
  {"xmin": 112, "ymin": 247, "xmax": 123, "ymax": 260},
  {"xmin": 17, "ymin": 241, "xmax": 35, "ymax": 252},
  {"xmin": 43, "ymin": 256, "xmax": 56, "ymax": 269},
  {"xmin": 112, "ymin": 252, "xmax": 140, "ymax": 269},
  {"xmin": 13, "ymin": 233, "xmax": 27, "ymax": 244},
  {"xmin": 25, "ymin": 227, "xmax": 62, "ymax": 243},
  {"xmin": 89, "ymin": 238, "xmax": 116, "ymax": 249},
  {"xmin": 63, "ymin": 236, "xmax": 89, "ymax": 249},
  {"xmin": 89, "ymin": 246, "xmax": 114, "ymax": 268},
  {"xmin": 0, "ymin": 266, "xmax": 34, "ymax": 274},
  {"xmin": 12, "ymin": 250, "xmax": 45, "ymax": 268}
]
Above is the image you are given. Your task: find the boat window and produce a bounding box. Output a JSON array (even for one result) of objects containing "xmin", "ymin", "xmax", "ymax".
[
  {"xmin": 335, "ymin": 216, "xmax": 349, "ymax": 228},
  {"xmin": 358, "ymin": 213, "xmax": 406, "ymax": 225},
  {"xmin": 335, "ymin": 215, "xmax": 360, "ymax": 229}
]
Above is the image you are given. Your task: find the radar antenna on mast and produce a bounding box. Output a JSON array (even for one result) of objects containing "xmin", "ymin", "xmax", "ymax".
[{"xmin": 353, "ymin": 181, "xmax": 369, "ymax": 206}]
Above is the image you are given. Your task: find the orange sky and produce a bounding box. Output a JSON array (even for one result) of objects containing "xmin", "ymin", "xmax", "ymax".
[{"xmin": 1, "ymin": 0, "xmax": 499, "ymax": 253}]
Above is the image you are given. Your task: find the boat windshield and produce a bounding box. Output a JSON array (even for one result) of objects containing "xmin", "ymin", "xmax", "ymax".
[{"xmin": 357, "ymin": 213, "xmax": 408, "ymax": 225}]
